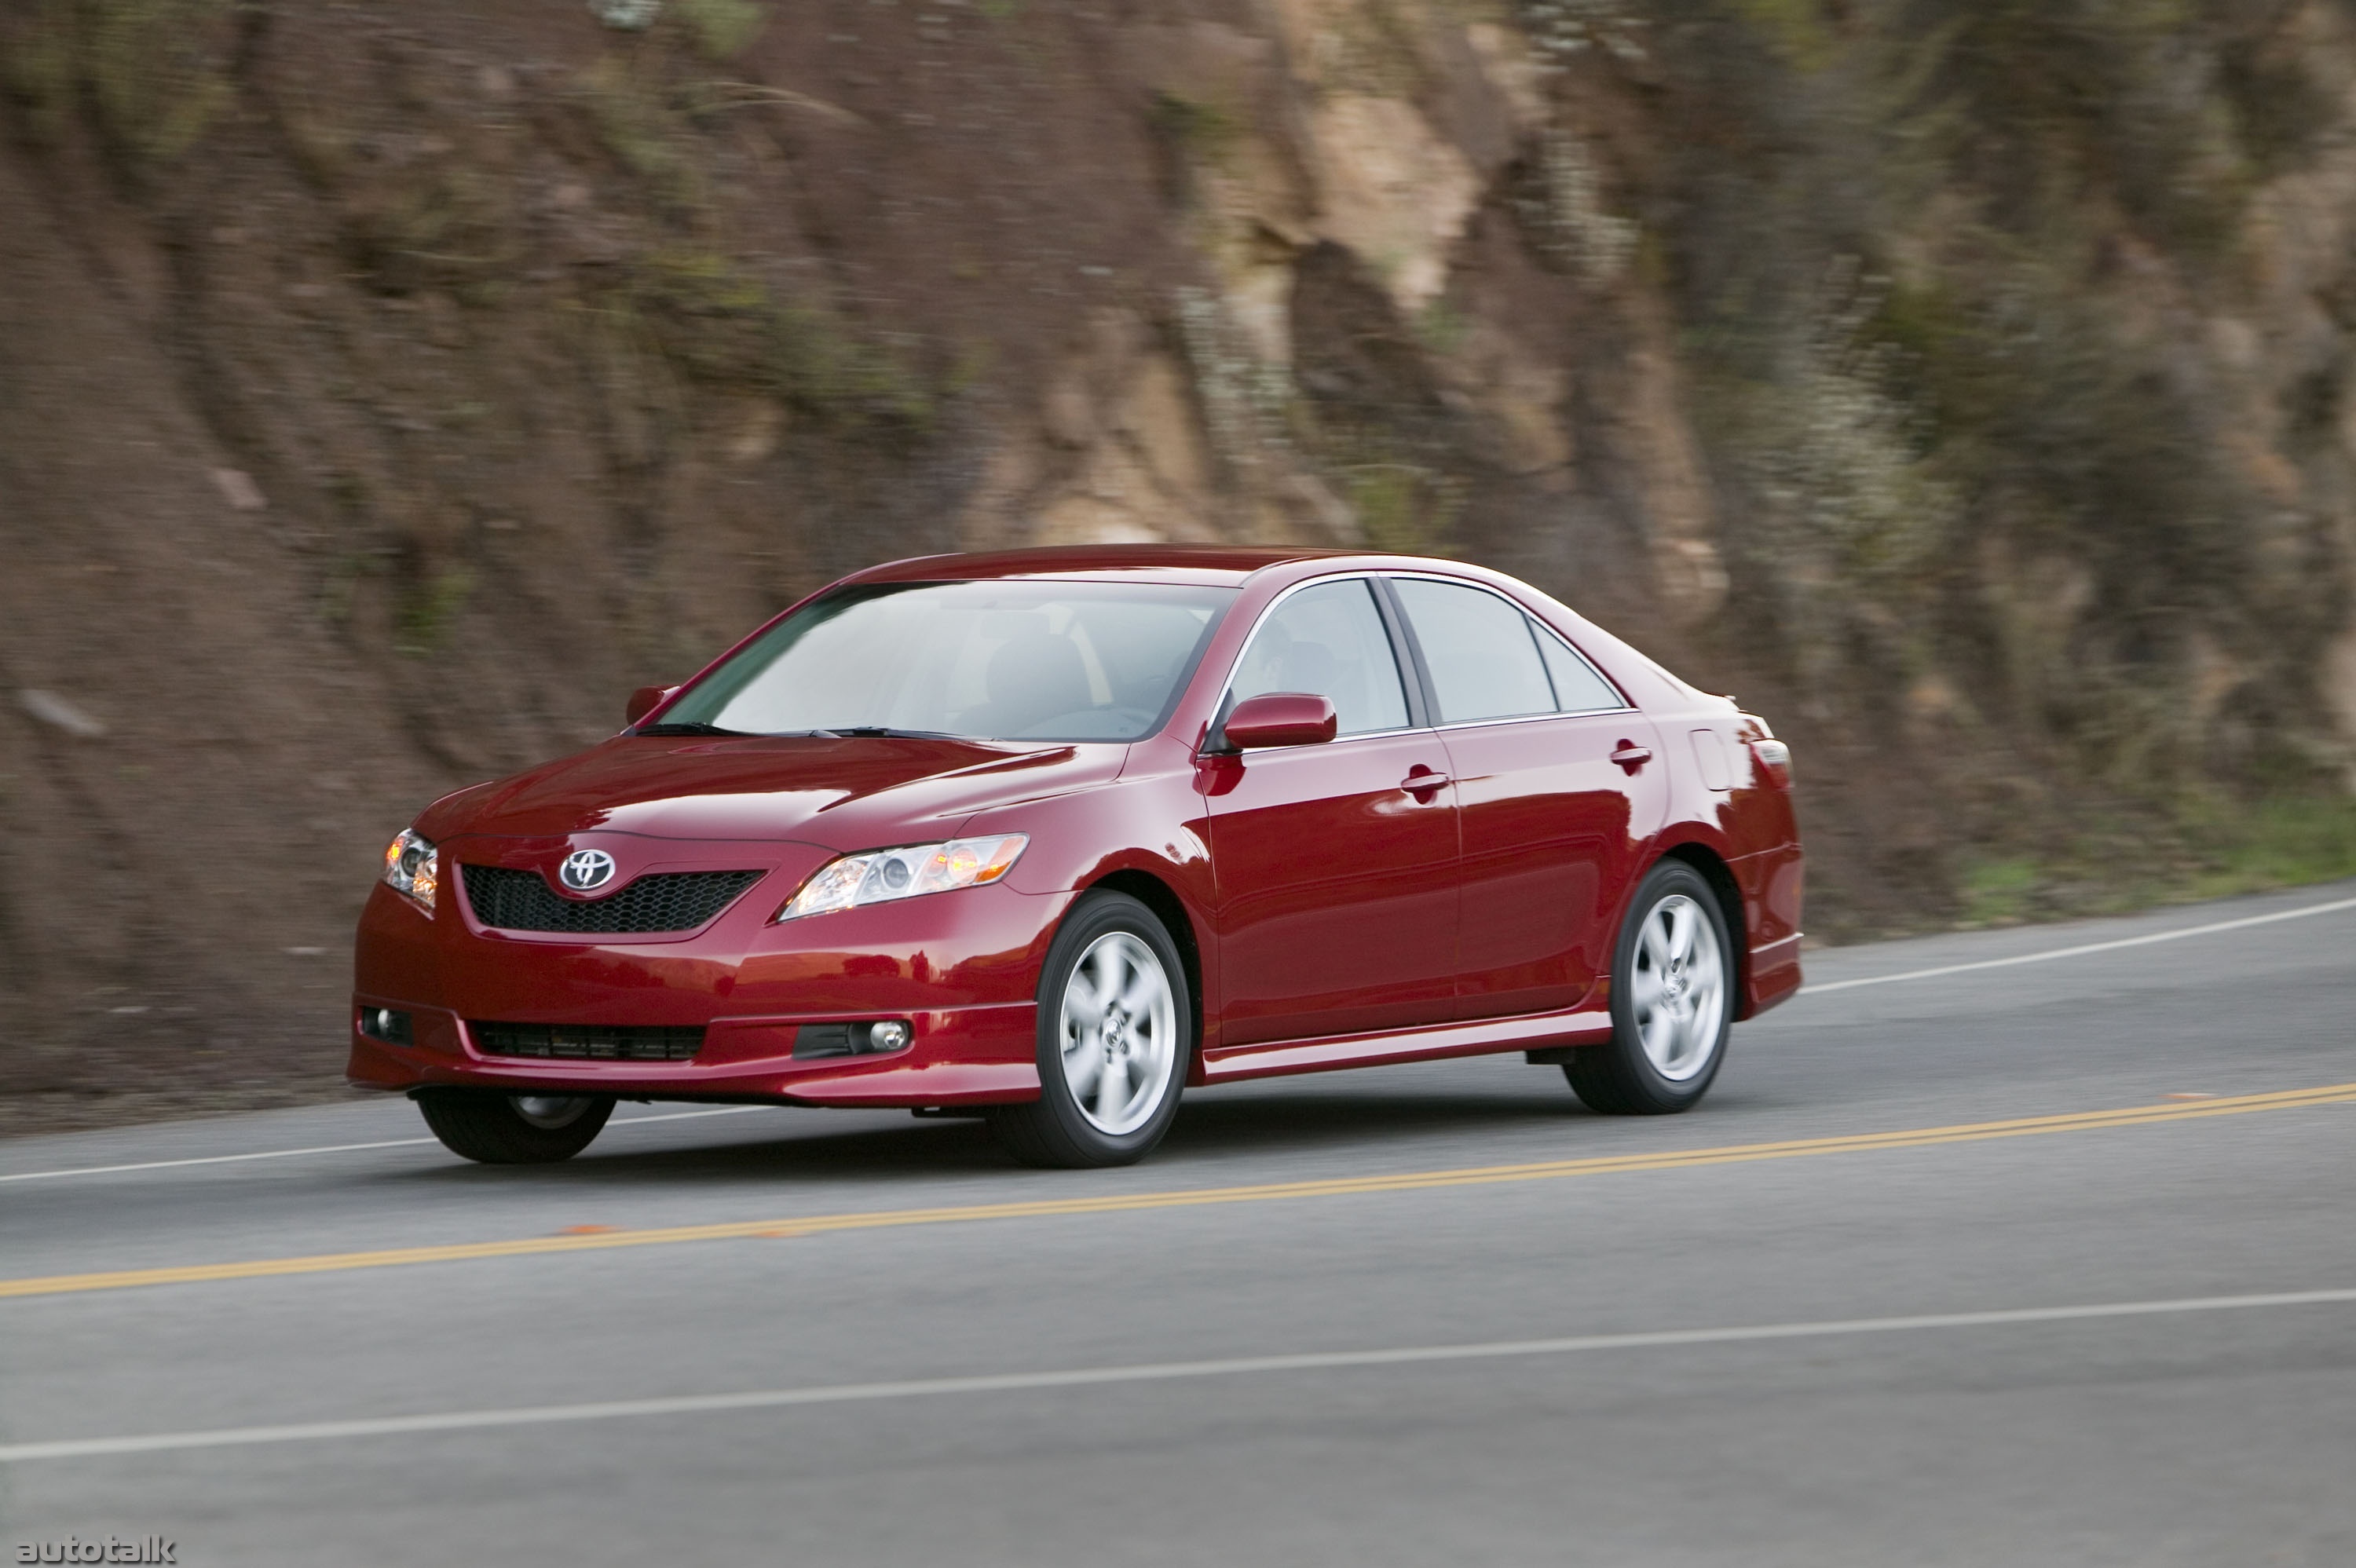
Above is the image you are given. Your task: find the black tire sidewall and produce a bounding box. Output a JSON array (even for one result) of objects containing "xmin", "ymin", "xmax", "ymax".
[
  {"xmin": 1026, "ymin": 890, "xmax": 1190, "ymax": 1164},
  {"xmin": 1604, "ymin": 862, "xmax": 1734, "ymax": 1111},
  {"xmin": 415, "ymin": 1089, "xmax": 615, "ymax": 1163}
]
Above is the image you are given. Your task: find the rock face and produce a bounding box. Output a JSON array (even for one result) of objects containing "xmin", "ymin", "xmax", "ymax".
[{"xmin": 2, "ymin": 0, "xmax": 2354, "ymax": 1126}]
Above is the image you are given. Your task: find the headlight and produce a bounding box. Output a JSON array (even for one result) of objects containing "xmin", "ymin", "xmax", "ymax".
[
  {"xmin": 776, "ymin": 834, "xmax": 1027, "ymax": 922},
  {"xmin": 382, "ymin": 828, "xmax": 439, "ymax": 912}
]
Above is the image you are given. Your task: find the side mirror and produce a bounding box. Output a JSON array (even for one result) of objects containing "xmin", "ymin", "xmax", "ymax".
[
  {"xmin": 1222, "ymin": 693, "xmax": 1338, "ymax": 750},
  {"xmin": 626, "ymin": 685, "xmax": 678, "ymax": 726}
]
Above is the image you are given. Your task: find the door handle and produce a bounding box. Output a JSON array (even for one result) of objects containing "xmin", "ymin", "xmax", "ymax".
[
  {"xmin": 1610, "ymin": 742, "xmax": 1652, "ymax": 773},
  {"xmin": 1400, "ymin": 770, "xmax": 1453, "ymax": 794}
]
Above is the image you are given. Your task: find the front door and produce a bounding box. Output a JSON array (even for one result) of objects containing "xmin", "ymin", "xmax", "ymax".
[
  {"xmin": 1387, "ymin": 575, "xmax": 1666, "ymax": 1021},
  {"xmin": 1202, "ymin": 577, "xmax": 1460, "ymax": 1047}
]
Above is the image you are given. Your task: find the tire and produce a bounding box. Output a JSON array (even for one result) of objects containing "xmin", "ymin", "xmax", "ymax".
[
  {"xmin": 415, "ymin": 1091, "xmax": 616, "ymax": 1164},
  {"xmin": 1564, "ymin": 861, "xmax": 1734, "ymax": 1116},
  {"xmin": 988, "ymin": 890, "xmax": 1189, "ymax": 1168}
]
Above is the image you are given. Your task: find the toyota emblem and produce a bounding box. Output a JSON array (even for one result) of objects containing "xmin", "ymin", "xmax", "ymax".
[{"xmin": 559, "ymin": 848, "xmax": 617, "ymax": 893}]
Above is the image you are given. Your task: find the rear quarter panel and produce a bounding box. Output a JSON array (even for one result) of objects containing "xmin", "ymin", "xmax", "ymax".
[{"xmin": 1507, "ymin": 583, "xmax": 1805, "ymax": 1018}]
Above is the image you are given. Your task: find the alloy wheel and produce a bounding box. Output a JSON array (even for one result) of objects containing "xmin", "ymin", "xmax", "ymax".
[
  {"xmin": 1627, "ymin": 892, "xmax": 1726, "ymax": 1083},
  {"xmin": 1057, "ymin": 931, "xmax": 1179, "ymax": 1135}
]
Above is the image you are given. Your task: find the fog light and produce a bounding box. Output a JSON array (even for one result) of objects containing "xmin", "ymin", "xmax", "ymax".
[
  {"xmin": 792, "ymin": 1019, "xmax": 915, "ymax": 1059},
  {"xmin": 360, "ymin": 1007, "xmax": 413, "ymax": 1045}
]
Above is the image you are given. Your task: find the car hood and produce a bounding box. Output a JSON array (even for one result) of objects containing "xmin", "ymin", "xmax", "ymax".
[{"xmin": 419, "ymin": 735, "xmax": 1125, "ymax": 848}]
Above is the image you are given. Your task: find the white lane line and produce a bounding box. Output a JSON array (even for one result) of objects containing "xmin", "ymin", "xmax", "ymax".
[
  {"xmin": 1802, "ymin": 894, "xmax": 2356, "ymax": 996},
  {"xmin": 5, "ymin": 1285, "xmax": 2349, "ymax": 1464},
  {"xmin": 0, "ymin": 1106, "xmax": 773, "ymax": 1184},
  {"xmin": 616, "ymin": 1107, "xmax": 770, "ymax": 1128},
  {"xmin": 0, "ymin": 1138, "xmax": 442, "ymax": 1182}
]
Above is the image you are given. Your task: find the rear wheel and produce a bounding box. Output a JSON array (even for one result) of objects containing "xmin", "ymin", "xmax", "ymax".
[
  {"xmin": 1564, "ymin": 861, "xmax": 1733, "ymax": 1115},
  {"xmin": 415, "ymin": 1091, "xmax": 615, "ymax": 1164},
  {"xmin": 988, "ymin": 890, "xmax": 1188, "ymax": 1168}
]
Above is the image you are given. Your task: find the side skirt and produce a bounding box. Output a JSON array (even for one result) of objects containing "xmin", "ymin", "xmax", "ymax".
[{"xmin": 1199, "ymin": 1002, "xmax": 1617, "ymax": 1084}]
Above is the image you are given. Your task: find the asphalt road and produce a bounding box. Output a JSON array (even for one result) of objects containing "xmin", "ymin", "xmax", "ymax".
[{"xmin": 4, "ymin": 882, "xmax": 2354, "ymax": 1566}]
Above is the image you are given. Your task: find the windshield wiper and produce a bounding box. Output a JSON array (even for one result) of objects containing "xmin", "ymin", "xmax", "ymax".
[
  {"xmin": 823, "ymin": 726, "xmax": 964, "ymax": 740},
  {"xmin": 635, "ymin": 721, "xmax": 755, "ymax": 736}
]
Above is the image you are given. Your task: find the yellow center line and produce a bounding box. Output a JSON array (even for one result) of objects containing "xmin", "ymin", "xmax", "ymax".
[{"xmin": 6, "ymin": 1083, "xmax": 2352, "ymax": 1302}]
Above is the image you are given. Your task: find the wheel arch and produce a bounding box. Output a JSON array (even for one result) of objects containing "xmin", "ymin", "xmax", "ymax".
[
  {"xmin": 1085, "ymin": 868, "xmax": 1206, "ymax": 1064},
  {"xmin": 1652, "ymin": 840, "xmax": 1751, "ymax": 1018}
]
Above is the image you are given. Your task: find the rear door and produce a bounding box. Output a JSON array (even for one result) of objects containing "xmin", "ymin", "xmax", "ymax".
[
  {"xmin": 1385, "ymin": 576, "xmax": 1666, "ymax": 1022},
  {"xmin": 1201, "ymin": 576, "xmax": 1461, "ymax": 1047}
]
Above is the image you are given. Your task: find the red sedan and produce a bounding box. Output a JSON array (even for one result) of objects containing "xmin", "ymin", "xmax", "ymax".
[{"xmin": 350, "ymin": 546, "xmax": 1803, "ymax": 1168}]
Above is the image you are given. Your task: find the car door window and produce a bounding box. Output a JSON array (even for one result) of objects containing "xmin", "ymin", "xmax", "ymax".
[
  {"xmin": 1227, "ymin": 578, "xmax": 1410, "ymax": 736},
  {"xmin": 1392, "ymin": 578, "xmax": 1554, "ymax": 724},
  {"xmin": 1532, "ymin": 620, "xmax": 1624, "ymax": 713}
]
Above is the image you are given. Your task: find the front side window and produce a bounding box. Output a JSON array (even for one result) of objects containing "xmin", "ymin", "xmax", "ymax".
[
  {"xmin": 657, "ymin": 580, "xmax": 1234, "ymax": 743},
  {"xmin": 1391, "ymin": 578, "xmax": 1554, "ymax": 724},
  {"xmin": 1226, "ymin": 577, "xmax": 1410, "ymax": 736}
]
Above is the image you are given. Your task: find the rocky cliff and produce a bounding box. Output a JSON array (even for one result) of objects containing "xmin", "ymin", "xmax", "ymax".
[{"xmin": 5, "ymin": 0, "xmax": 2355, "ymax": 1128}]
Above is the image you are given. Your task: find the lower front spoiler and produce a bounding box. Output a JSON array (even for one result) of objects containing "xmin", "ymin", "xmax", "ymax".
[{"xmin": 346, "ymin": 1003, "xmax": 1042, "ymax": 1108}]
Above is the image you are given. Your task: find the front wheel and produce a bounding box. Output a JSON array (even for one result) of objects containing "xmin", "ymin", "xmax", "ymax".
[
  {"xmin": 988, "ymin": 890, "xmax": 1188, "ymax": 1168},
  {"xmin": 1564, "ymin": 861, "xmax": 1734, "ymax": 1115},
  {"xmin": 415, "ymin": 1091, "xmax": 615, "ymax": 1164}
]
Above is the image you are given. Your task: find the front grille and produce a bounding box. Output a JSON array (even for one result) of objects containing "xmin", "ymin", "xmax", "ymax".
[
  {"xmin": 460, "ymin": 865, "xmax": 764, "ymax": 934},
  {"xmin": 470, "ymin": 1020, "xmax": 706, "ymax": 1062}
]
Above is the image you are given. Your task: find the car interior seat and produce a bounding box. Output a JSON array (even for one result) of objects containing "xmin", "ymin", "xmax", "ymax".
[
  {"xmin": 1276, "ymin": 639, "xmax": 1355, "ymax": 729},
  {"xmin": 969, "ymin": 633, "xmax": 1096, "ymax": 737}
]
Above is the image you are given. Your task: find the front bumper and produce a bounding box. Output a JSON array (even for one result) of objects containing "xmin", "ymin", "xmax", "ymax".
[
  {"xmin": 347, "ymin": 855, "xmax": 1068, "ymax": 1106},
  {"xmin": 344, "ymin": 1005, "xmax": 1041, "ymax": 1106}
]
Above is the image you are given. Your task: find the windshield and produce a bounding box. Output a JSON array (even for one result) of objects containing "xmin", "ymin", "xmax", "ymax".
[{"xmin": 655, "ymin": 579, "xmax": 1236, "ymax": 743}]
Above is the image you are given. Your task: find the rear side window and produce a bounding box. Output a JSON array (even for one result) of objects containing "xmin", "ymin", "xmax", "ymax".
[
  {"xmin": 1227, "ymin": 578, "xmax": 1410, "ymax": 736},
  {"xmin": 1533, "ymin": 622, "xmax": 1624, "ymax": 713},
  {"xmin": 1391, "ymin": 578, "xmax": 1553, "ymax": 724}
]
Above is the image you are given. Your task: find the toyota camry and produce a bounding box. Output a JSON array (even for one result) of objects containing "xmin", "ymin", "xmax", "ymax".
[{"xmin": 350, "ymin": 546, "xmax": 1803, "ymax": 1168}]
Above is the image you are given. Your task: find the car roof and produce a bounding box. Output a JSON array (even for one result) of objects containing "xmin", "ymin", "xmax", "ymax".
[{"xmin": 850, "ymin": 544, "xmax": 1444, "ymax": 588}]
